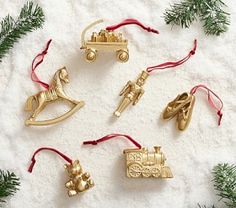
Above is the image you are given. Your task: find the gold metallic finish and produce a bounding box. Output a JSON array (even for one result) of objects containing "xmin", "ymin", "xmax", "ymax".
[
  {"xmin": 25, "ymin": 67, "xmax": 85, "ymax": 126},
  {"xmin": 114, "ymin": 70, "xmax": 149, "ymax": 117},
  {"xmin": 65, "ymin": 160, "xmax": 94, "ymax": 197},
  {"xmin": 81, "ymin": 20, "xmax": 129, "ymax": 62},
  {"xmin": 163, "ymin": 92, "xmax": 195, "ymax": 131},
  {"xmin": 123, "ymin": 146, "xmax": 173, "ymax": 178}
]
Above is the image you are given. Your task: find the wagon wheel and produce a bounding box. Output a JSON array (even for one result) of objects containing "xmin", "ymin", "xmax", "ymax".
[
  {"xmin": 116, "ymin": 49, "xmax": 129, "ymax": 62},
  {"xmin": 142, "ymin": 167, "xmax": 152, "ymax": 178},
  {"xmin": 85, "ymin": 49, "xmax": 97, "ymax": 62},
  {"xmin": 151, "ymin": 168, "xmax": 161, "ymax": 178},
  {"xmin": 128, "ymin": 163, "xmax": 142, "ymax": 178}
]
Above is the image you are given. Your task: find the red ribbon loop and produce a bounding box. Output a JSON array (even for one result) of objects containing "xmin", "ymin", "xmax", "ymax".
[
  {"xmin": 31, "ymin": 39, "xmax": 52, "ymax": 90},
  {"xmin": 28, "ymin": 147, "xmax": 72, "ymax": 173},
  {"xmin": 106, "ymin": 18, "xmax": 159, "ymax": 34},
  {"xmin": 83, "ymin": 133, "xmax": 142, "ymax": 149},
  {"xmin": 190, "ymin": 84, "xmax": 223, "ymax": 126},
  {"xmin": 146, "ymin": 39, "xmax": 197, "ymax": 73}
]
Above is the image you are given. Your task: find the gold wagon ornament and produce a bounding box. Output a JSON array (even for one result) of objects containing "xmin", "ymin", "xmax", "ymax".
[
  {"xmin": 25, "ymin": 40, "xmax": 84, "ymax": 126},
  {"xmin": 80, "ymin": 19, "xmax": 159, "ymax": 62},
  {"xmin": 83, "ymin": 133, "xmax": 173, "ymax": 179},
  {"xmin": 113, "ymin": 39, "xmax": 197, "ymax": 117},
  {"xmin": 28, "ymin": 147, "xmax": 94, "ymax": 197},
  {"xmin": 163, "ymin": 84, "xmax": 223, "ymax": 131}
]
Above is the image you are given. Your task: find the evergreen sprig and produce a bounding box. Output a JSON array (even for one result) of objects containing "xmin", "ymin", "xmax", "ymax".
[
  {"xmin": 0, "ymin": 1, "xmax": 45, "ymax": 62},
  {"xmin": 213, "ymin": 163, "xmax": 236, "ymax": 208},
  {"xmin": 0, "ymin": 170, "xmax": 20, "ymax": 204},
  {"xmin": 197, "ymin": 204, "xmax": 216, "ymax": 208},
  {"xmin": 164, "ymin": 0, "xmax": 230, "ymax": 36}
]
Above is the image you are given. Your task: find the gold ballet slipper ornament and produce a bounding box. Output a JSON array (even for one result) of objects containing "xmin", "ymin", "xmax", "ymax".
[
  {"xmin": 25, "ymin": 67, "xmax": 84, "ymax": 126},
  {"xmin": 163, "ymin": 85, "xmax": 224, "ymax": 131},
  {"xmin": 163, "ymin": 92, "xmax": 195, "ymax": 131},
  {"xmin": 114, "ymin": 70, "xmax": 149, "ymax": 117},
  {"xmin": 28, "ymin": 147, "xmax": 94, "ymax": 197},
  {"xmin": 124, "ymin": 146, "xmax": 173, "ymax": 178},
  {"xmin": 83, "ymin": 133, "xmax": 173, "ymax": 179}
]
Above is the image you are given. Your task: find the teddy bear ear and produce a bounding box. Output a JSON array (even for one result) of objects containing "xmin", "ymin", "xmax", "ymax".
[
  {"xmin": 64, "ymin": 164, "xmax": 69, "ymax": 169},
  {"xmin": 74, "ymin": 159, "xmax": 80, "ymax": 164}
]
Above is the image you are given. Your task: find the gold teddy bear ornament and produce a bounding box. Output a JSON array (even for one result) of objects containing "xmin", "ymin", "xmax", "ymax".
[{"xmin": 65, "ymin": 160, "xmax": 94, "ymax": 197}]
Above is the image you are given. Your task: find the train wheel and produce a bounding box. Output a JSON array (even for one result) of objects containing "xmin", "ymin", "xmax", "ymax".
[
  {"xmin": 142, "ymin": 167, "xmax": 152, "ymax": 177},
  {"xmin": 128, "ymin": 163, "xmax": 142, "ymax": 178},
  {"xmin": 152, "ymin": 168, "xmax": 161, "ymax": 178},
  {"xmin": 86, "ymin": 49, "xmax": 97, "ymax": 62},
  {"xmin": 116, "ymin": 49, "xmax": 129, "ymax": 62}
]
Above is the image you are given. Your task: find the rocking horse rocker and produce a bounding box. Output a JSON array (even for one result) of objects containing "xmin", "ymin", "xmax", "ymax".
[{"xmin": 25, "ymin": 67, "xmax": 85, "ymax": 126}]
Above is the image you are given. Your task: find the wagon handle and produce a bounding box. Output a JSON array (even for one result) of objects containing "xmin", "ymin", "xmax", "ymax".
[{"xmin": 80, "ymin": 19, "xmax": 104, "ymax": 49}]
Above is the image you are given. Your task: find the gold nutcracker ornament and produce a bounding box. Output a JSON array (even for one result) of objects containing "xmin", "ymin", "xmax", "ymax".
[
  {"xmin": 114, "ymin": 39, "xmax": 197, "ymax": 117},
  {"xmin": 163, "ymin": 84, "xmax": 223, "ymax": 131},
  {"xmin": 25, "ymin": 40, "xmax": 84, "ymax": 126},
  {"xmin": 83, "ymin": 133, "xmax": 173, "ymax": 179},
  {"xmin": 81, "ymin": 19, "xmax": 159, "ymax": 62},
  {"xmin": 28, "ymin": 147, "xmax": 94, "ymax": 197}
]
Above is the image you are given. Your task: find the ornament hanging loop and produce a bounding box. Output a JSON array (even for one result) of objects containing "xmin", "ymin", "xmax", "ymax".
[
  {"xmin": 106, "ymin": 18, "xmax": 159, "ymax": 34},
  {"xmin": 190, "ymin": 84, "xmax": 223, "ymax": 125},
  {"xmin": 83, "ymin": 133, "xmax": 142, "ymax": 149},
  {"xmin": 28, "ymin": 147, "xmax": 73, "ymax": 173},
  {"xmin": 146, "ymin": 39, "xmax": 197, "ymax": 73},
  {"xmin": 31, "ymin": 39, "xmax": 52, "ymax": 90}
]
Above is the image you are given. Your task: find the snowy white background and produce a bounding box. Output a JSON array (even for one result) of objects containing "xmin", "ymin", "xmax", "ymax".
[{"xmin": 0, "ymin": 0, "xmax": 236, "ymax": 207}]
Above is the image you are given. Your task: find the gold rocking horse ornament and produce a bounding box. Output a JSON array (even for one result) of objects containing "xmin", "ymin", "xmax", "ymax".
[{"xmin": 25, "ymin": 67, "xmax": 85, "ymax": 126}]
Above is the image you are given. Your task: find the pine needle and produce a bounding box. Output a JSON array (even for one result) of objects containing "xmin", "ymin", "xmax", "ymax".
[
  {"xmin": 0, "ymin": 170, "xmax": 20, "ymax": 204},
  {"xmin": 213, "ymin": 163, "xmax": 236, "ymax": 208},
  {"xmin": 163, "ymin": 0, "xmax": 230, "ymax": 36},
  {"xmin": 0, "ymin": 1, "xmax": 45, "ymax": 62}
]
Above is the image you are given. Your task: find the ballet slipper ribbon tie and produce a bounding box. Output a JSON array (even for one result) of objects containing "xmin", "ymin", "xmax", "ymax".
[{"xmin": 190, "ymin": 84, "xmax": 223, "ymax": 126}]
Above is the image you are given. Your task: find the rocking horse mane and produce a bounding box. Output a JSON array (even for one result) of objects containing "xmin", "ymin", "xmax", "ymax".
[{"xmin": 51, "ymin": 67, "xmax": 67, "ymax": 88}]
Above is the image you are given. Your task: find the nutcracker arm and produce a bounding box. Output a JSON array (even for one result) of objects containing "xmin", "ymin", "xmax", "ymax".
[
  {"xmin": 133, "ymin": 89, "xmax": 144, "ymax": 105},
  {"xmin": 119, "ymin": 81, "xmax": 132, "ymax": 96}
]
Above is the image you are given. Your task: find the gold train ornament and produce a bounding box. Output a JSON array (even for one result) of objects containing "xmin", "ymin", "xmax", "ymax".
[
  {"xmin": 25, "ymin": 67, "xmax": 85, "ymax": 126},
  {"xmin": 80, "ymin": 19, "xmax": 129, "ymax": 62},
  {"xmin": 65, "ymin": 160, "xmax": 94, "ymax": 197},
  {"xmin": 163, "ymin": 92, "xmax": 195, "ymax": 131},
  {"xmin": 114, "ymin": 70, "xmax": 149, "ymax": 117},
  {"xmin": 83, "ymin": 134, "xmax": 173, "ymax": 179},
  {"xmin": 124, "ymin": 146, "xmax": 173, "ymax": 178}
]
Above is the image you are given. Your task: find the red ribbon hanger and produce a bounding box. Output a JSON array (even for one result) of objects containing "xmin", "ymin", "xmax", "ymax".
[
  {"xmin": 190, "ymin": 84, "xmax": 223, "ymax": 125},
  {"xmin": 28, "ymin": 147, "xmax": 72, "ymax": 173},
  {"xmin": 106, "ymin": 18, "xmax": 159, "ymax": 34},
  {"xmin": 83, "ymin": 133, "xmax": 142, "ymax": 149},
  {"xmin": 146, "ymin": 39, "xmax": 197, "ymax": 74},
  {"xmin": 31, "ymin": 39, "xmax": 52, "ymax": 90}
]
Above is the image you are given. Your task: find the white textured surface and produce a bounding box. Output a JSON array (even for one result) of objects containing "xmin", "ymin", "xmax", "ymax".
[{"xmin": 0, "ymin": 0, "xmax": 236, "ymax": 207}]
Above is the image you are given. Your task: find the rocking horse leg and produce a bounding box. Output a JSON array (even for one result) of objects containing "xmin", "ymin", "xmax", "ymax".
[{"xmin": 30, "ymin": 99, "xmax": 46, "ymax": 120}]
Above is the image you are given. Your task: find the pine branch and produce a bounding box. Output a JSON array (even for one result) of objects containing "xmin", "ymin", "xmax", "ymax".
[
  {"xmin": 163, "ymin": 0, "xmax": 230, "ymax": 36},
  {"xmin": 164, "ymin": 0, "xmax": 198, "ymax": 28},
  {"xmin": 200, "ymin": 0, "xmax": 230, "ymax": 36},
  {"xmin": 197, "ymin": 204, "xmax": 216, "ymax": 208},
  {"xmin": 0, "ymin": 1, "xmax": 45, "ymax": 62},
  {"xmin": 0, "ymin": 170, "xmax": 20, "ymax": 204},
  {"xmin": 213, "ymin": 163, "xmax": 236, "ymax": 208}
]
